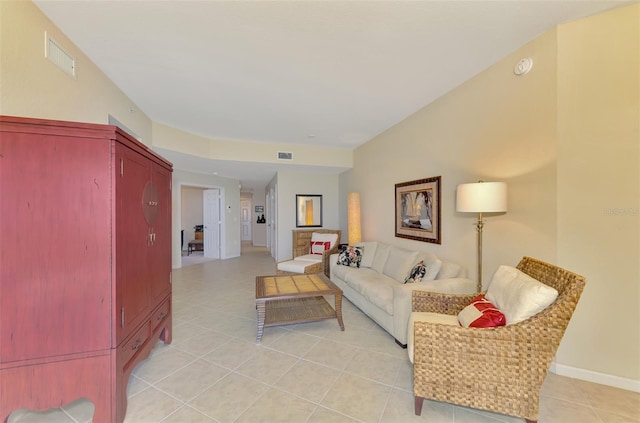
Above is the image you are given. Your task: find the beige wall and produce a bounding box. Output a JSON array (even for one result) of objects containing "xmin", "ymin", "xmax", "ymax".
[
  {"xmin": 344, "ymin": 29, "xmax": 559, "ymax": 284},
  {"xmin": 344, "ymin": 4, "xmax": 639, "ymax": 387},
  {"xmin": 556, "ymin": 5, "xmax": 639, "ymax": 383},
  {"xmin": 0, "ymin": 0, "xmax": 152, "ymax": 143},
  {"xmin": 276, "ymin": 171, "xmax": 341, "ymax": 262}
]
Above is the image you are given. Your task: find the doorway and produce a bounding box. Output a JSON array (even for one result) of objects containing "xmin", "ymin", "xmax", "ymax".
[{"xmin": 179, "ymin": 184, "xmax": 224, "ymax": 267}]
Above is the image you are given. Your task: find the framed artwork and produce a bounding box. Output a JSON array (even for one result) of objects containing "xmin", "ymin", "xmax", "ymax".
[
  {"xmin": 296, "ymin": 194, "xmax": 322, "ymax": 227},
  {"xmin": 255, "ymin": 205, "xmax": 264, "ymax": 213},
  {"xmin": 395, "ymin": 176, "xmax": 441, "ymax": 244}
]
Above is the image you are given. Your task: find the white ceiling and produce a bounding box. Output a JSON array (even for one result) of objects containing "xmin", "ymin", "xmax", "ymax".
[{"xmin": 34, "ymin": 0, "xmax": 631, "ymax": 192}]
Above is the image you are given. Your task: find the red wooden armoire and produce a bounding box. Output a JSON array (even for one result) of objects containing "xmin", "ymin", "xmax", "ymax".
[{"xmin": 0, "ymin": 116, "xmax": 173, "ymax": 422}]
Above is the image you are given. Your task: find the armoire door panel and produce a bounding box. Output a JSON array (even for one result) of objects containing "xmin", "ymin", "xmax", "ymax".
[
  {"xmin": 0, "ymin": 133, "xmax": 112, "ymax": 362},
  {"xmin": 149, "ymin": 164, "xmax": 172, "ymax": 303},
  {"xmin": 115, "ymin": 144, "xmax": 152, "ymax": 344}
]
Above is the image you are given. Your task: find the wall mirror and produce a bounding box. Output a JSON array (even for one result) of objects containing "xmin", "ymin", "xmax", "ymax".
[{"xmin": 296, "ymin": 194, "xmax": 323, "ymax": 227}]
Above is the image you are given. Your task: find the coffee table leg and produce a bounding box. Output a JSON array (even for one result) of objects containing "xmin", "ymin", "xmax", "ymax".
[
  {"xmin": 256, "ymin": 301, "xmax": 266, "ymax": 342},
  {"xmin": 335, "ymin": 293, "xmax": 345, "ymax": 331}
]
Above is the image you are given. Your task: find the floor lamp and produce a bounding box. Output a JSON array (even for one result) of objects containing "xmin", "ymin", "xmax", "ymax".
[
  {"xmin": 347, "ymin": 192, "xmax": 362, "ymax": 246},
  {"xmin": 456, "ymin": 181, "xmax": 507, "ymax": 292}
]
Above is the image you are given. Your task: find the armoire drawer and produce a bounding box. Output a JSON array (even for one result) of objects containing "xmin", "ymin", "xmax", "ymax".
[
  {"xmin": 151, "ymin": 299, "xmax": 170, "ymax": 331},
  {"xmin": 120, "ymin": 322, "xmax": 151, "ymax": 366}
]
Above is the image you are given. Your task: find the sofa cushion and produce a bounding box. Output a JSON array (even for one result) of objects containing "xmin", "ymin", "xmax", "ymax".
[
  {"xmin": 332, "ymin": 261, "xmax": 357, "ymax": 280},
  {"xmin": 355, "ymin": 241, "xmax": 378, "ymax": 268},
  {"xmin": 336, "ymin": 246, "xmax": 363, "ymax": 268},
  {"xmin": 345, "ymin": 270, "xmax": 396, "ymax": 315},
  {"xmin": 407, "ymin": 312, "xmax": 459, "ymax": 363},
  {"xmin": 371, "ymin": 243, "xmax": 391, "ymax": 274},
  {"xmin": 436, "ymin": 261, "xmax": 462, "ymax": 279},
  {"xmin": 486, "ymin": 265, "xmax": 559, "ymax": 325},
  {"xmin": 457, "ymin": 294, "xmax": 506, "ymax": 328},
  {"xmin": 383, "ymin": 247, "xmax": 419, "ymax": 282}
]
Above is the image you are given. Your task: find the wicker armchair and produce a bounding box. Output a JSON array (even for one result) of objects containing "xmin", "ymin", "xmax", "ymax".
[
  {"xmin": 411, "ymin": 256, "xmax": 586, "ymax": 423},
  {"xmin": 276, "ymin": 229, "xmax": 342, "ymax": 277}
]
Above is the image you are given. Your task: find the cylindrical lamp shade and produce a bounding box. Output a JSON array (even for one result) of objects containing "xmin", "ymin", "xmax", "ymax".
[
  {"xmin": 456, "ymin": 182, "xmax": 507, "ymax": 212},
  {"xmin": 347, "ymin": 192, "xmax": 362, "ymax": 245}
]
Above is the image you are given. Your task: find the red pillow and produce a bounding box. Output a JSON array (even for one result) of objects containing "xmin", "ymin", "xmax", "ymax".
[
  {"xmin": 309, "ymin": 241, "xmax": 331, "ymax": 255},
  {"xmin": 458, "ymin": 294, "xmax": 506, "ymax": 328}
]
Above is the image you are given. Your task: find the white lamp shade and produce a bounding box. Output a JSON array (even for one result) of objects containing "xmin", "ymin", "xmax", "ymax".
[
  {"xmin": 347, "ymin": 192, "xmax": 362, "ymax": 245},
  {"xmin": 456, "ymin": 182, "xmax": 507, "ymax": 213}
]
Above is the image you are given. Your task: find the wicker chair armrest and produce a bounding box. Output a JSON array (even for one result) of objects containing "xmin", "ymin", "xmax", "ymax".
[
  {"xmin": 321, "ymin": 244, "xmax": 341, "ymax": 277},
  {"xmin": 412, "ymin": 317, "xmax": 562, "ymax": 398},
  {"xmin": 412, "ymin": 290, "xmax": 477, "ymax": 315}
]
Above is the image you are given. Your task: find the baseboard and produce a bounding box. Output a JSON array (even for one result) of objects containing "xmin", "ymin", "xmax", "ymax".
[{"xmin": 550, "ymin": 362, "xmax": 640, "ymax": 393}]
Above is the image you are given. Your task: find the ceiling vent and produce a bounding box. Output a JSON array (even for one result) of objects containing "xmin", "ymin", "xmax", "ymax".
[
  {"xmin": 277, "ymin": 151, "xmax": 293, "ymax": 160},
  {"xmin": 45, "ymin": 32, "xmax": 76, "ymax": 79}
]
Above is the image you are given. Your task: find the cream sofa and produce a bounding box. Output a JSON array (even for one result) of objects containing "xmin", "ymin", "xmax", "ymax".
[{"xmin": 329, "ymin": 241, "xmax": 475, "ymax": 346}]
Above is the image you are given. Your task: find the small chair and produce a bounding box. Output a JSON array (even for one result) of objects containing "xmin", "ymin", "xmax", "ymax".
[
  {"xmin": 410, "ymin": 256, "xmax": 586, "ymax": 423},
  {"xmin": 276, "ymin": 229, "xmax": 341, "ymax": 277}
]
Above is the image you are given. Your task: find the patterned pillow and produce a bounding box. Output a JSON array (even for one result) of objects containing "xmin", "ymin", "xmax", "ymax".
[
  {"xmin": 457, "ymin": 294, "xmax": 506, "ymax": 328},
  {"xmin": 310, "ymin": 241, "xmax": 331, "ymax": 255},
  {"xmin": 404, "ymin": 261, "xmax": 426, "ymax": 284},
  {"xmin": 336, "ymin": 246, "xmax": 363, "ymax": 268}
]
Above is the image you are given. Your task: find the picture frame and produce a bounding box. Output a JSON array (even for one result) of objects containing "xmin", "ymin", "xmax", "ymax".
[
  {"xmin": 296, "ymin": 194, "xmax": 323, "ymax": 227},
  {"xmin": 255, "ymin": 205, "xmax": 264, "ymax": 213},
  {"xmin": 395, "ymin": 176, "xmax": 441, "ymax": 244}
]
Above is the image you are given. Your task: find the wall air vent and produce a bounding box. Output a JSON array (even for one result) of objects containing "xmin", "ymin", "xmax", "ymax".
[
  {"xmin": 277, "ymin": 151, "xmax": 293, "ymax": 160},
  {"xmin": 45, "ymin": 32, "xmax": 76, "ymax": 79}
]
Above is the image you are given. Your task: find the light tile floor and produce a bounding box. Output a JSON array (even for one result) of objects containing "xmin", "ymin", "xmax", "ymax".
[{"xmin": 8, "ymin": 243, "xmax": 640, "ymax": 423}]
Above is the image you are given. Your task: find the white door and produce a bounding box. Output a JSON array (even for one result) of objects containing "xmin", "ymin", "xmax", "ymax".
[
  {"xmin": 269, "ymin": 186, "xmax": 277, "ymax": 260},
  {"xmin": 203, "ymin": 189, "xmax": 220, "ymax": 259},
  {"xmin": 240, "ymin": 199, "xmax": 251, "ymax": 241}
]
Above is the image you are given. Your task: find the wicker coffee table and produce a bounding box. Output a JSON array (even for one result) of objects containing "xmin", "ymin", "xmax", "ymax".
[{"xmin": 255, "ymin": 273, "xmax": 345, "ymax": 342}]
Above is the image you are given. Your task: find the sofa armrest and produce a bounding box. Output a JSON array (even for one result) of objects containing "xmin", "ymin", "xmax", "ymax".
[{"xmin": 392, "ymin": 278, "xmax": 476, "ymax": 345}]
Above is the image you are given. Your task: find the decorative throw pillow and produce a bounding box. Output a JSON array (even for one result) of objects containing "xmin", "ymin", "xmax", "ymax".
[
  {"xmin": 457, "ymin": 294, "xmax": 506, "ymax": 328},
  {"xmin": 309, "ymin": 241, "xmax": 331, "ymax": 255},
  {"xmin": 404, "ymin": 261, "xmax": 426, "ymax": 284},
  {"xmin": 336, "ymin": 246, "xmax": 363, "ymax": 268}
]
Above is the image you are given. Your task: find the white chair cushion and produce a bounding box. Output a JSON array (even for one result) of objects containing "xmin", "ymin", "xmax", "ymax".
[
  {"xmin": 485, "ymin": 265, "xmax": 559, "ymax": 325},
  {"xmin": 277, "ymin": 259, "xmax": 319, "ymax": 273},
  {"xmin": 407, "ymin": 312, "xmax": 459, "ymax": 363},
  {"xmin": 294, "ymin": 254, "xmax": 322, "ymax": 263}
]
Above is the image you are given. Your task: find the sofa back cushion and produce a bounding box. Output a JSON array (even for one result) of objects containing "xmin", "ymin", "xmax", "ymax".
[
  {"xmin": 371, "ymin": 243, "xmax": 391, "ymax": 274},
  {"xmin": 435, "ymin": 261, "xmax": 462, "ymax": 279},
  {"xmin": 486, "ymin": 265, "xmax": 559, "ymax": 325},
  {"xmin": 355, "ymin": 241, "xmax": 378, "ymax": 268},
  {"xmin": 383, "ymin": 246, "xmax": 419, "ymax": 282}
]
